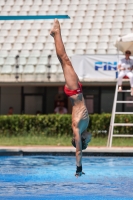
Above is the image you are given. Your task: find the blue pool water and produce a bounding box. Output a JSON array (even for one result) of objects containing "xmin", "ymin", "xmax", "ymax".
[{"xmin": 0, "ymin": 156, "xmax": 133, "ymax": 200}]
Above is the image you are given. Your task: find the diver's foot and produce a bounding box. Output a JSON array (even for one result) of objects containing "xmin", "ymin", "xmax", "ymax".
[{"xmin": 50, "ymin": 19, "xmax": 60, "ymax": 37}]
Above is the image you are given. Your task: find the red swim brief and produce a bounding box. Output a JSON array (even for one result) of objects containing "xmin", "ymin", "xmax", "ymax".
[{"xmin": 64, "ymin": 82, "xmax": 82, "ymax": 97}]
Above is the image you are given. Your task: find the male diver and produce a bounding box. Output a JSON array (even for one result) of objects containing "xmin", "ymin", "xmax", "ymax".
[{"xmin": 50, "ymin": 19, "xmax": 91, "ymax": 177}]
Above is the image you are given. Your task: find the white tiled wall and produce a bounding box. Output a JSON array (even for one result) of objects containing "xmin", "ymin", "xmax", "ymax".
[{"xmin": 0, "ymin": 0, "xmax": 132, "ymax": 75}]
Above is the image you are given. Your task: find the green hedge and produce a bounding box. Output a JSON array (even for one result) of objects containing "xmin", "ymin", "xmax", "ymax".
[{"xmin": 0, "ymin": 114, "xmax": 133, "ymax": 137}]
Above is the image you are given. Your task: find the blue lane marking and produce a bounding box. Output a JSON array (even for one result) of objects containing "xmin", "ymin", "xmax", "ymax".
[{"xmin": 0, "ymin": 15, "xmax": 70, "ymax": 20}]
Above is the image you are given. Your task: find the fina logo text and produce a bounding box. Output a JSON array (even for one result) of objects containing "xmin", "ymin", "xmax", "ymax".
[{"xmin": 95, "ymin": 62, "xmax": 117, "ymax": 71}]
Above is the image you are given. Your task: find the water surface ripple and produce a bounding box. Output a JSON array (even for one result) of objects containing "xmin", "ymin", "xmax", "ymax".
[{"xmin": 0, "ymin": 156, "xmax": 133, "ymax": 200}]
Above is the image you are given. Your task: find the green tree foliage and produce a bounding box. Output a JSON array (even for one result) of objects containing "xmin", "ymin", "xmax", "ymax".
[{"xmin": 0, "ymin": 114, "xmax": 132, "ymax": 137}]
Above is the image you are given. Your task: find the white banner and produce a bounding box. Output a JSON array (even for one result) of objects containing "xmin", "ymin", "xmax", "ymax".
[{"xmin": 71, "ymin": 54, "xmax": 126, "ymax": 82}]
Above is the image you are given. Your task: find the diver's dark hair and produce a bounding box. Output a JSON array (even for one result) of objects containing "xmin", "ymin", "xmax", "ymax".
[{"xmin": 71, "ymin": 136, "xmax": 87, "ymax": 150}]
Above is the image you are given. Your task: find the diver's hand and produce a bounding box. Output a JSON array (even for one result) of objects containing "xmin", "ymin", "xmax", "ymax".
[
  {"xmin": 75, "ymin": 165, "xmax": 85, "ymax": 177},
  {"xmin": 75, "ymin": 171, "xmax": 85, "ymax": 177}
]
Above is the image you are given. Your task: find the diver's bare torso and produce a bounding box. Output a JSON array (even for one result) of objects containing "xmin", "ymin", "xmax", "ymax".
[{"xmin": 70, "ymin": 93, "xmax": 89, "ymax": 134}]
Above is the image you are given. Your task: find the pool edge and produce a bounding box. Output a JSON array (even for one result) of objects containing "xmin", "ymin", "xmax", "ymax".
[{"xmin": 0, "ymin": 146, "xmax": 133, "ymax": 156}]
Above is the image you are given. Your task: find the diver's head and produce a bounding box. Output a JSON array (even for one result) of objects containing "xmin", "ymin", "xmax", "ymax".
[{"xmin": 71, "ymin": 131, "xmax": 91, "ymax": 150}]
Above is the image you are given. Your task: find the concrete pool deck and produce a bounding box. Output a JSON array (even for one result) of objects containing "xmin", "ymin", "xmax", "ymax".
[{"xmin": 0, "ymin": 146, "xmax": 133, "ymax": 156}]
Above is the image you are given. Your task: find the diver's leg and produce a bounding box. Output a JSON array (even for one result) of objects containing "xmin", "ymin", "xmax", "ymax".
[{"xmin": 50, "ymin": 19, "xmax": 79, "ymax": 90}]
